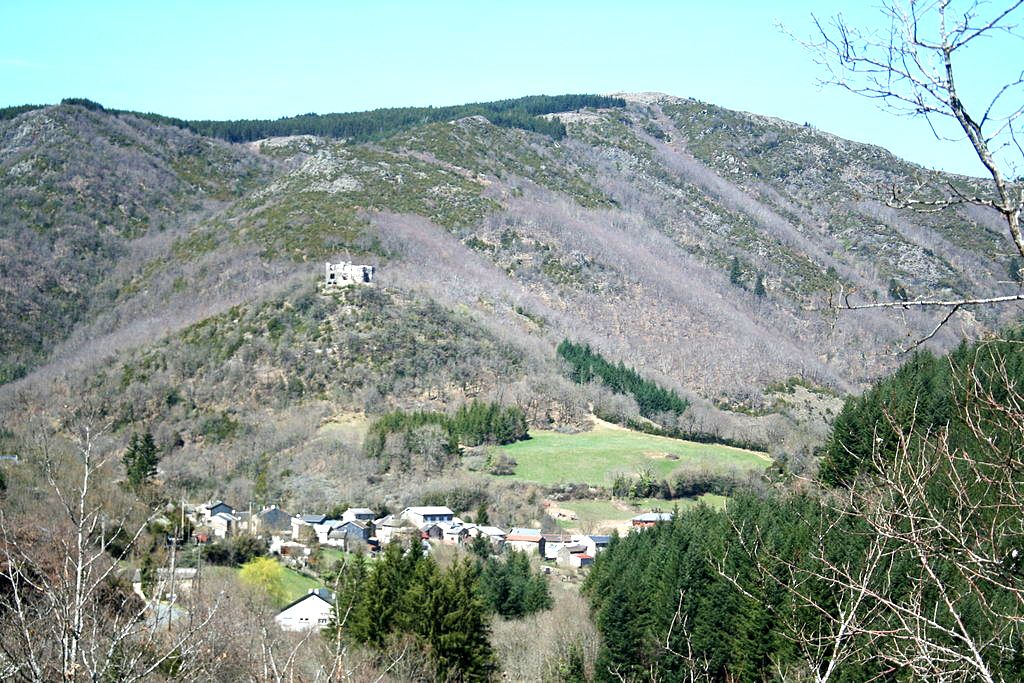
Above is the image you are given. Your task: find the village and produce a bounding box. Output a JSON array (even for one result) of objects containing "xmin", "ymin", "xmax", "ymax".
[{"xmin": 138, "ymin": 498, "xmax": 674, "ymax": 632}]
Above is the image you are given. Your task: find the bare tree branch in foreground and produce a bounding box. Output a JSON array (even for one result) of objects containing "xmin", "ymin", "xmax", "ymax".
[
  {"xmin": 0, "ymin": 420, "xmax": 221, "ymax": 682},
  {"xmin": 719, "ymin": 350, "xmax": 1024, "ymax": 681},
  {"xmin": 801, "ymin": 1, "xmax": 1024, "ymax": 335}
]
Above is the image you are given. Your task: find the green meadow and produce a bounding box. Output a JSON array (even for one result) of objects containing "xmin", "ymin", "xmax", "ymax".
[{"xmin": 490, "ymin": 422, "xmax": 769, "ymax": 487}]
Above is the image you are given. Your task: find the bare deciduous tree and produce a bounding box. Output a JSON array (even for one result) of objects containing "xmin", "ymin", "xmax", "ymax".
[
  {"xmin": 0, "ymin": 419, "xmax": 220, "ymax": 682},
  {"xmin": 804, "ymin": 1, "xmax": 1024, "ymax": 324}
]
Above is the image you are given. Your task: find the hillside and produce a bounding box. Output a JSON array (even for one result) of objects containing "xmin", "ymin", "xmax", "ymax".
[
  {"xmin": 0, "ymin": 103, "xmax": 275, "ymax": 383},
  {"xmin": 0, "ymin": 92, "xmax": 1018, "ymax": 508}
]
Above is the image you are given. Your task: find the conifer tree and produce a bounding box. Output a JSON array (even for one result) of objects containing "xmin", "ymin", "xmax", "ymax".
[
  {"xmin": 122, "ymin": 431, "xmax": 159, "ymax": 492},
  {"xmin": 729, "ymin": 256, "xmax": 744, "ymax": 287},
  {"xmin": 416, "ymin": 558, "xmax": 496, "ymax": 681},
  {"xmin": 348, "ymin": 542, "xmax": 409, "ymax": 646},
  {"xmin": 325, "ymin": 553, "xmax": 369, "ymax": 641},
  {"xmin": 475, "ymin": 503, "xmax": 490, "ymax": 526},
  {"xmin": 1010, "ymin": 257, "xmax": 1023, "ymax": 286}
]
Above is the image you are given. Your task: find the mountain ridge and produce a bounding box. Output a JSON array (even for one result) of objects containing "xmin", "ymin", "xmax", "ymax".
[{"xmin": 1, "ymin": 91, "xmax": 1018, "ymax": 503}]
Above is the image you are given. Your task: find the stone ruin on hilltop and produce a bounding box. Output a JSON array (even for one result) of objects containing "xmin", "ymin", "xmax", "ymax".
[{"xmin": 324, "ymin": 261, "xmax": 375, "ymax": 288}]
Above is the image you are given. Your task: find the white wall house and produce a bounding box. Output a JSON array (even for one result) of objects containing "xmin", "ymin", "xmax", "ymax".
[
  {"xmin": 400, "ymin": 506, "xmax": 454, "ymax": 527},
  {"xmin": 209, "ymin": 512, "xmax": 238, "ymax": 538},
  {"xmin": 341, "ymin": 507, "xmax": 376, "ymax": 523},
  {"xmin": 274, "ymin": 588, "xmax": 334, "ymax": 631},
  {"xmin": 291, "ymin": 514, "xmax": 327, "ymax": 540},
  {"xmin": 373, "ymin": 515, "xmax": 415, "ymax": 546},
  {"xmin": 505, "ymin": 528, "xmax": 544, "ymax": 555}
]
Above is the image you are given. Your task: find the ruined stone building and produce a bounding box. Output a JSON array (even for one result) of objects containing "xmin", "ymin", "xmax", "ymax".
[{"xmin": 324, "ymin": 261, "xmax": 375, "ymax": 287}]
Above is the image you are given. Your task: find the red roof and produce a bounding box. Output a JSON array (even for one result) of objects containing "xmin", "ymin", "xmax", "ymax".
[
  {"xmin": 577, "ymin": 554, "xmax": 593, "ymax": 560},
  {"xmin": 506, "ymin": 534, "xmax": 542, "ymax": 543}
]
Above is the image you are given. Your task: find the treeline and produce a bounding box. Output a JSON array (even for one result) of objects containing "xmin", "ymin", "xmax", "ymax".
[
  {"xmin": 819, "ymin": 328, "xmax": 1024, "ymax": 486},
  {"xmin": 452, "ymin": 400, "xmax": 529, "ymax": 447},
  {"xmin": 586, "ymin": 488, "xmax": 1023, "ymax": 681},
  {"xmin": 0, "ymin": 103, "xmax": 43, "ymax": 120},
  {"xmin": 610, "ymin": 465, "xmax": 744, "ymax": 500},
  {"xmin": 363, "ymin": 410, "xmax": 457, "ymax": 463},
  {"xmin": 557, "ymin": 340, "xmax": 690, "ymax": 419},
  {"xmin": 623, "ymin": 416, "xmax": 768, "ymax": 453},
  {"xmin": 185, "ymin": 94, "xmax": 624, "ymax": 142},
  {"xmin": 363, "ymin": 401, "xmax": 529, "ymax": 465},
  {"xmin": 325, "ymin": 544, "xmax": 551, "ymax": 681},
  {"xmin": 3, "ymin": 94, "xmax": 625, "ymax": 142}
]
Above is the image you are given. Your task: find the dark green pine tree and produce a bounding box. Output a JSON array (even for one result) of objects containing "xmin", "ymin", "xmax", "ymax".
[
  {"xmin": 123, "ymin": 431, "xmax": 159, "ymax": 492},
  {"xmin": 1010, "ymin": 257, "xmax": 1023, "ymax": 286},
  {"xmin": 753, "ymin": 273, "xmax": 766, "ymax": 298},
  {"xmin": 478, "ymin": 549, "xmax": 552, "ymax": 618},
  {"xmin": 324, "ymin": 553, "xmax": 369, "ymax": 641},
  {"xmin": 475, "ymin": 503, "xmax": 490, "ymax": 526},
  {"xmin": 414, "ymin": 558, "xmax": 496, "ymax": 682},
  {"xmin": 139, "ymin": 553, "xmax": 157, "ymax": 597},
  {"xmin": 595, "ymin": 577, "xmax": 650, "ymax": 679},
  {"xmin": 469, "ymin": 533, "xmax": 492, "ymax": 559},
  {"xmin": 729, "ymin": 256, "xmax": 744, "ymax": 287},
  {"xmin": 347, "ymin": 542, "xmax": 409, "ymax": 647}
]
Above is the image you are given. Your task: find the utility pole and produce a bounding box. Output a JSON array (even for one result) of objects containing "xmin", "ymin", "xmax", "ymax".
[{"xmin": 167, "ymin": 534, "xmax": 177, "ymax": 632}]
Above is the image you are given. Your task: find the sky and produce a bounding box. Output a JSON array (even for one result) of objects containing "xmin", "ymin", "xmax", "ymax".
[{"xmin": 2, "ymin": 1, "xmax": 1021, "ymax": 176}]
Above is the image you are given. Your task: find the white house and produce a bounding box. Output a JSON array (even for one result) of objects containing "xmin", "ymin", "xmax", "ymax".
[
  {"xmin": 196, "ymin": 500, "xmax": 234, "ymax": 523},
  {"xmin": 588, "ymin": 535, "xmax": 612, "ymax": 554},
  {"xmin": 505, "ymin": 527, "xmax": 544, "ymax": 555},
  {"xmin": 374, "ymin": 515, "xmax": 416, "ymax": 546},
  {"xmin": 324, "ymin": 520, "xmax": 372, "ymax": 550},
  {"xmin": 400, "ymin": 506, "xmax": 454, "ymax": 527},
  {"xmin": 565, "ymin": 534, "xmax": 608, "ymax": 558},
  {"xmin": 441, "ymin": 523, "xmax": 470, "ymax": 546},
  {"xmin": 567, "ymin": 552, "xmax": 594, "ymax": 569},
  {"xmin": 313, "ymin": 520, "xmax": 345, "ymax": 544},
  {"xmin": 341, "ymin": 507, "xmax": 376, "ymax": 523},
  {"xmin": 274, "ymin": 588, "xmax": 334, "ymax": 631},
  {"xmin": 291, "ymin": 514, "xmax": 327, "ymax": 540},
  {"xmin": 542, "ymin": 534, "xmax": 578, "ymax": 561},
  {"xmin": 209, "ymin": 511, "xmax": 238, "ymax": 538},
  {"xmin": 474, "ymin": 526, "xmax": 507, "ymax": 550}
]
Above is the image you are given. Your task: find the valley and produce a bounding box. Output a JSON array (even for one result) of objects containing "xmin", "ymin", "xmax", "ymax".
[{"xmin": 1, "ymin": 82, "xmax": 1021, "ymax": 681}]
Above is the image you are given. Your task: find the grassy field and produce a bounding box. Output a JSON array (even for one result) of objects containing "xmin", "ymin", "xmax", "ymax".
[
  {"xmin": 553, "ymin": 495, "xmax": 728, "ymax": 532},
  {"xmin": 208, "ymin": 562, "xmax": 323, "ymax": 607},
  {"xmin": 490, "ymin": 421, "xmax": 769, "ymax": 487},
  {"xmin": 316, "ymin": 548, "xmax": 348, "ymax": 567},
  {"xmin": 279, "ymin": 566, "xmax": 321, "ymax": 603}
]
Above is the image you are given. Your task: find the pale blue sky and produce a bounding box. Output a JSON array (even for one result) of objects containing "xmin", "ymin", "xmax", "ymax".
[{"xmin": 2, "ymin": 1, "xmax": 1020, "ymax": 176}]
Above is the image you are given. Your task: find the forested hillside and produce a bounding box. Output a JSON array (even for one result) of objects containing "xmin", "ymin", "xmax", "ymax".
[
  {"xmin": 0, "ymin": 103, "xmax": 272, "ymax": 382},
  {"xmin": 0, "ymin": 90, "xmax": 1018, "ymax": 511},
  {"xmin": 585, "ymin": 331, "xmax": 1024, "ymax": 680}
]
